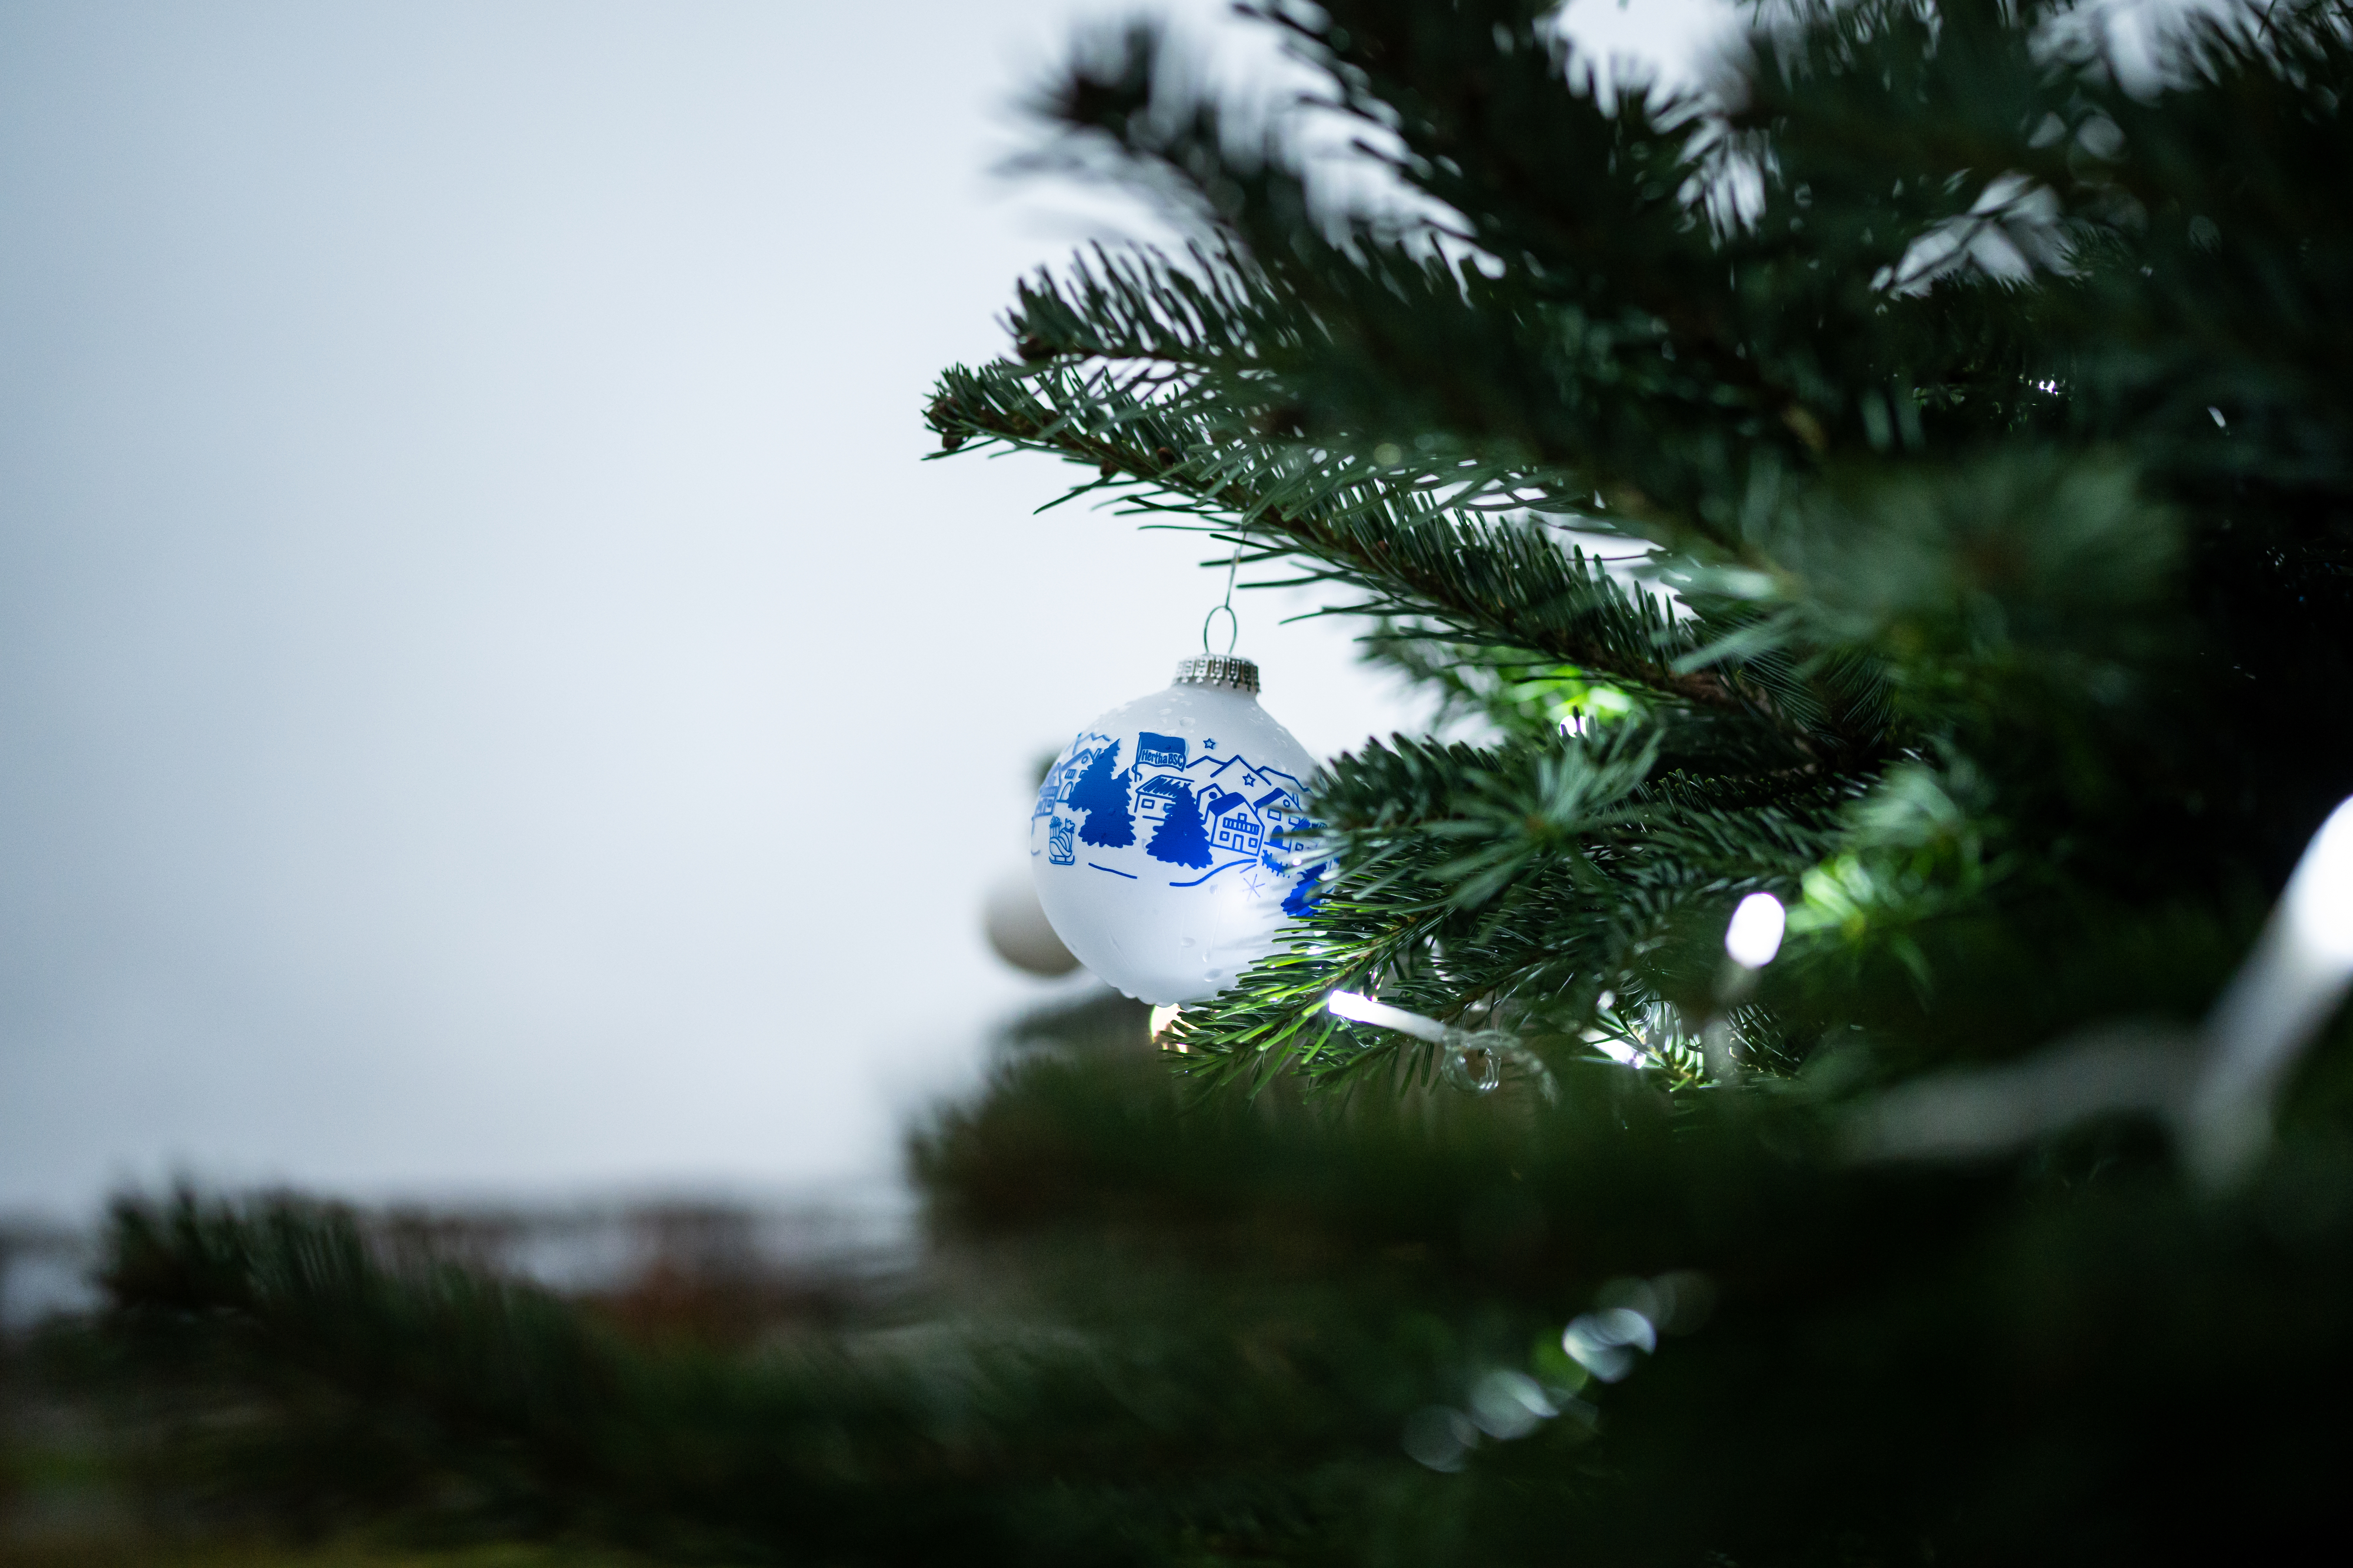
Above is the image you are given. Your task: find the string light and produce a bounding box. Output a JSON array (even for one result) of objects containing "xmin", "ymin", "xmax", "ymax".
[
  {"xmin": 2189, "ymin": 793, "xmax": 2353, "ymax": 1183},
  {"xmin": 2282, "ymin": 795, "xmax": 2353, "ymax": 963},
  {"xmin": 1325, "ymin": 989, "xmax": 1452, "ymax": 1043},
  {"xmin": 1326, "ymin": 990, "xmax": 1554, "ymax": 1099},
  {"xmin": 1855, "ymin": 796, "xmax": 2353, "ymax": 1185},
  {"xmin": 1724, "ymin": 892, "xmax": 1787, "ymax": 969}
]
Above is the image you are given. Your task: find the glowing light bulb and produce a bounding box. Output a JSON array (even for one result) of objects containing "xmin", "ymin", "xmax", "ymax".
[
  {"xmin": 2284, "ymin": 796, "xmax": 2353, "ymax": 965},
  {"xmin": 2189, "ymin": 793, "xmax": 2353, "ymax": 1186},
  {"xmin": 1325, "ymin": 989, "xmax": 1452, "ymax": 1044},
  {"xmin": 1724, "ymin": 892, "xmax": 1787, "ymax": 969}
]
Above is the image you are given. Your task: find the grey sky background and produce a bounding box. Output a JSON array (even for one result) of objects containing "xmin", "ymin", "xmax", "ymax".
[{"xmin": 0, "ymin": 0, "xmax": 1749, "ymax": 1219}]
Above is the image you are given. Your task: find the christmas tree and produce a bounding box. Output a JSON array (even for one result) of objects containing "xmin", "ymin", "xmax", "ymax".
[
  {"xmin": 1145, "ymin": 781, "xmax": 1214, "ymax": 868},
  {"xmin": 21, "ymin": 1, "xmax": 2353, "ymax": 1562},
  {"xmin": 1069, "ymin": 739, "xmax": 1138, "ymax": 848}
]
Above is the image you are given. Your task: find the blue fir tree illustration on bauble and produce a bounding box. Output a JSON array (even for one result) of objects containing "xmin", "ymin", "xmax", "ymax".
[
  {"xmin": 1146, "ymin": 783, "xmax": 1214, "ymax": 869},
  {"xmin": 1068, "ymin": 740, "xmax": 1135, "ymax": 848}
]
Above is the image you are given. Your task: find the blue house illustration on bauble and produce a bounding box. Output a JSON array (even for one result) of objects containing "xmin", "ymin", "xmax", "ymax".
[
  {"xmin": 1203, "ymin": 790, "xmax": 1261, "ymax": 854},
  {"xmin": 1251, "ymin": 786, "xmax": 1301, "ymax": 844},
  {"xmin": 1135, "ymin": 773, "xmax": 1194, "ymax": 823},
  {"xmin": 1035, "ymin": 737, "xmax": 1112, "ymax": 821}
]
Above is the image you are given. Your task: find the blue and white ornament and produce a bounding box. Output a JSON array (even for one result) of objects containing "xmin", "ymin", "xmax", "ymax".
[{"xmin": 1030, "ymin": 655, "xmax": 1327, "ymax": 1004}]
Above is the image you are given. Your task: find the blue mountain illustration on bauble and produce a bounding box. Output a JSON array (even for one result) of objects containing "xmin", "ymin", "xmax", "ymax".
[
  {"xmin": 1038, "ymin": 726, "xmax": 1313, "ymax": 894},
  {"xmin": 1119, "ymin": 746, "xmax": 1311, "ymax": 882}
]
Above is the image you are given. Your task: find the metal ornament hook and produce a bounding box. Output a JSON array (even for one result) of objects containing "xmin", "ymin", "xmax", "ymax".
[
  {"xmin": 1202, "ymin": 602, "xmax": 1239, "ymax": 655},
  {"xmin": 1202, "ymin": 527, "xmax": 1247, "ymax": 655}
]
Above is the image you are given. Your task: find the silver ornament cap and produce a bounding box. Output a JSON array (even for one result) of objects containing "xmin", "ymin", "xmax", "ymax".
[{"xmin": 1172, "ymin": 654, "xmax": 1259, "ymax": 693}]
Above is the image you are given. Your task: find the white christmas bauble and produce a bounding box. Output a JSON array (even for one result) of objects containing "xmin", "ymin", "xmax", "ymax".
[{"xmin": 1029, "ymin": 655, "xmax": 1327, "ymax": 1005}]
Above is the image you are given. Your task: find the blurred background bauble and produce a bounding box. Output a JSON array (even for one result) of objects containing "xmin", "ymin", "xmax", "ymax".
[{"xmin": 981, "ymin": 867, "xmax": 1080, "ymax": 977}]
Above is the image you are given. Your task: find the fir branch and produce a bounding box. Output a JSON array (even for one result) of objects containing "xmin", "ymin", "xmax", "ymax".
[
  {"xmin": 1167, "ymin": 725, "xmax": 1846, "ymax": 1089},
  {"xmin": 932, "ymin": 357, "xmax": 1865, "ymax": 751}
]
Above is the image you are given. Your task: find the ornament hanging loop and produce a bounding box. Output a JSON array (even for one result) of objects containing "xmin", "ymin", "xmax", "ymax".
[
  {"xmin": 1202, "ymin": 527, "xmax": 1247, "ymax": 655},
  {"xmin": 1202, "ymin": 601, "xmax": 1239, "ymax": 656}
]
